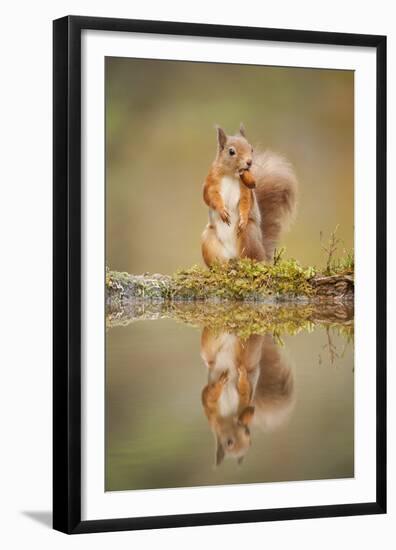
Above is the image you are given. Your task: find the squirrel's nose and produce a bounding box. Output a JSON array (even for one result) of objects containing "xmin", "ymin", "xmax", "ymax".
[{"xmin": 246, "ymin": 159, "xmax": 252, "ymax": 168}]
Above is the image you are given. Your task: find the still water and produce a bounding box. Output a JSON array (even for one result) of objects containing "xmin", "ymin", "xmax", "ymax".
[{"xmin": 106, "ymin": 305, "xmax": 354, "ymax": 492}]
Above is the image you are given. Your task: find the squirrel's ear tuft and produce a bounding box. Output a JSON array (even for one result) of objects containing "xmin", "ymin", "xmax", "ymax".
[
  {"xmin": 239, "ymin": 123, "xmax": 246, "ymax": 137},
  {"xmin": 216, "ymin": 126, "xmax": 227, "ymax": 151}
]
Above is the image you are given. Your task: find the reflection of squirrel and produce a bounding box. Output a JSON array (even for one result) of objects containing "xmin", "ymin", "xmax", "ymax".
[
  {"xmin": 201, "ymin": 124, "xmax": 298, "ymax": 266},
  {"xmin": 200, "ymin": 328, "xmax": 295, "ymax": 466}
]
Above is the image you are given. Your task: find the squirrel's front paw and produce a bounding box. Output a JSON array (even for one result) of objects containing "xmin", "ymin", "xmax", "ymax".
[
  {"xmin": 219, "ymin": 208, "xmax": 231, "ymax": 225},
  {"xmin": 219, "ymin": 370, "xmax": 229, "ymax": 385}
]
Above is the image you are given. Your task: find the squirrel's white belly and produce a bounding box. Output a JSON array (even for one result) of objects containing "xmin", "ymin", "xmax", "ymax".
[
  {"xmin": 209, "ymin": 334, "xmax": 240, "ymax": 417},
  {"xmin": 206, "ymin": 333, "xmax": 261, "ymax": 418},
  {"xmin": 210, "ymin": 176, "xmax": 241, "ymax": 258}
]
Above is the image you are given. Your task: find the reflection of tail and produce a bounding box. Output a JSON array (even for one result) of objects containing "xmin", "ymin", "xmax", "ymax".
[
  {"xmin": 252, "ymin": 335, "xmax": 295, "ymax": 431},
  {"xmin": 253, "ymin": 151, "xmax": 298, "ymax": 261}
]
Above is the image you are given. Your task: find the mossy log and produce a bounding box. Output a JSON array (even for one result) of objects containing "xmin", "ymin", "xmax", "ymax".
[{"xmin": 106, "ymin": 260, "xmax": 354, "ymax": 308}]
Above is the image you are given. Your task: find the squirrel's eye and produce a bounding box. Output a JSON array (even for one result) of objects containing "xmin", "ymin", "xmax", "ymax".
[{"xmin": 229, "ymin": 148, "xmax": 236, "ymax": 156}]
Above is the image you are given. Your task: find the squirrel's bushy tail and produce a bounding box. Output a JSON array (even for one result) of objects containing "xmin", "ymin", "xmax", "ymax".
[
  {"xmin": 252, "ymin": 335, "xmax": 295, "ymax": 432},
  {"xmin": 252, "ymin": 151, "xmax": 298, "ymax": 261}
]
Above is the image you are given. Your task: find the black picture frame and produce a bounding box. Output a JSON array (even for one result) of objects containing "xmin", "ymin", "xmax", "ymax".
[{"xmin": 53, "ymin": 15, "xmax": 387, "ymax": 534}]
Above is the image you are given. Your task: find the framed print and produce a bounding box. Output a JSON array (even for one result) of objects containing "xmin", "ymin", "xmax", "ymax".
[{"xmin": 53, "ymin": 16, "xmax": 387, "ymax": 534}]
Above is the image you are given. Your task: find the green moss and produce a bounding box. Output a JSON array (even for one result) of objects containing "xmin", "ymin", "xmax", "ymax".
[
  {"xmin": 325, "ymin": 249, "xmax": 354, "ymax": 277},
  {"xmin": 319, "ymin": 227, "xmax": 354, "ymax": 276},
  {"xmin": 173, "ymin": 258, "xmax": 316, "ymax": 301}
]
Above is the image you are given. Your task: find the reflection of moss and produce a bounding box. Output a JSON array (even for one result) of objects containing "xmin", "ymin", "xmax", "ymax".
[
  {"xmin": 106, "ymin": 300, "xmax": 354, "ymax": 341},
  {"xmin": 334, "ymin": 323, "xmax": 354, "ymax": 344}
]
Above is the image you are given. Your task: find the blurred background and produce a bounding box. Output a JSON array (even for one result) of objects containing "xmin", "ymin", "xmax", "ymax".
[{"xmin": 106, "ymin": 58, "xmax": 354, "ymax": 274}]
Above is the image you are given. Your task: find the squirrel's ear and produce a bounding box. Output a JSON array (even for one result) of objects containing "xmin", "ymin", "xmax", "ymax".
[
  {"xmin": 216, "ymin": 126, "xmax": 227, "ymax": 151},
  {"xmin": 239, "ymin": 123, "xmax": 246, "ymax": 138}
]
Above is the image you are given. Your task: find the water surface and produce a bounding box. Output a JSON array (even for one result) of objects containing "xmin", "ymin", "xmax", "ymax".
[{"xmin": 106, "ymin": 304, "xmax": 354, "ymax": 491}]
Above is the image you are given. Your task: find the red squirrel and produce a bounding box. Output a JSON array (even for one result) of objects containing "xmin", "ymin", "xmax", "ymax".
[
  {"xmin": 201, "ymin": 124, "xmax": 298, "ymax": 266},
  {"xmin": 200, "ymin": 328, "xmax": 295, "ymax": 466}
]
